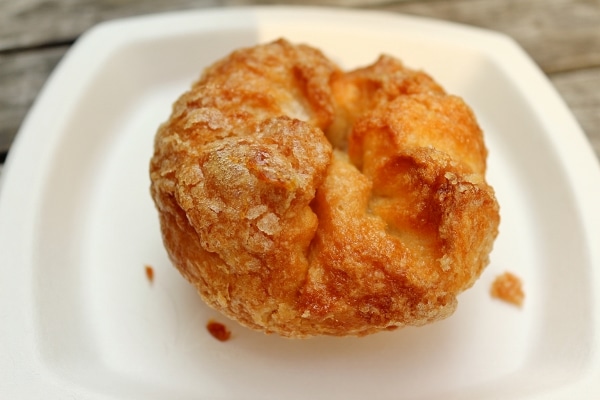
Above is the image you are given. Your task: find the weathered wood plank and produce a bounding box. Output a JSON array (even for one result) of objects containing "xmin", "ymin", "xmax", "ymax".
[
  {"xmin": 0, "ymin": 47, "xmax": 66, "ymax": 153},
  {"xmin": 2, "ymin": 0, "xmax": 599, "ymax": 73},
  {"xmin": 550, "ymin": 67, "xmax": 600, "ymax": 158},
  {"xmin": 0, "ymin": 0, "xmax": 404, "ymax": 51},
  {"xmin": 0, "ymin": 0, "xmax": 213, "ymax": 51},
  {"xmin": 384, "ymin": 0, "xmax": 600, "ymax": 74}
]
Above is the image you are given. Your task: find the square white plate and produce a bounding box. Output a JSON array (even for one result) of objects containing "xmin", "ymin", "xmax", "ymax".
[{"xmin": 1, "ymin": 6, "xmax": 600, "ymax": 400}]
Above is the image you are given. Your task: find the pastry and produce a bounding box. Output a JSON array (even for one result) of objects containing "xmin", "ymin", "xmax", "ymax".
[{"xmin": 149, "ymin": 39, "xmax": 500, "ymax": 337}]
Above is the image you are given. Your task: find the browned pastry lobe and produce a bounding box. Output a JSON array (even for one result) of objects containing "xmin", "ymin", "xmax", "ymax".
[{"xmin": 150, "ymin": 39, "xmax": 500, "ymax": 337}]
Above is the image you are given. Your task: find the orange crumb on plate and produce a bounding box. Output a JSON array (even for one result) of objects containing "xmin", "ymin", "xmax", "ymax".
[
  {"xmin": 145, "ymin": 265, "xmax": 154, "ymax": 284},
  {"xmin": 207, "ymin": 320, "xmax": 231, "ymax": 342},
  {"xmin": 491, "ymin": 271, "xmax": 524, "ymax": 307}
]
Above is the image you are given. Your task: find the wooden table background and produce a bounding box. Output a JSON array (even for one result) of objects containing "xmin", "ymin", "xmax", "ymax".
[{"xmin": 1, "ymin": 0, "xmax": 599, "ymax": 173}]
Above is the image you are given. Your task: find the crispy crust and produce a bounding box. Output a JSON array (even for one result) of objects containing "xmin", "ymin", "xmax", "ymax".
[{"xmin": 149, "ymin": 39, "xmax": 500, "ymax": 337}]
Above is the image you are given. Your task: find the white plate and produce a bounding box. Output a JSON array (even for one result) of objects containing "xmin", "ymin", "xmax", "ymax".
[{"xmin": 1, "ymin": 6, "xmax": 600, "ymax": 400}]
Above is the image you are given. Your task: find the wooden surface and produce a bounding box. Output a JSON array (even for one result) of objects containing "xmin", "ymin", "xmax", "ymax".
[{"xmin": 1, "ymin": 0, "xmax": 599, "ymax": 167}]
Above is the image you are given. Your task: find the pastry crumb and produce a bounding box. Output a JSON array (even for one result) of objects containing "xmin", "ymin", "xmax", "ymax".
[
  {"xmin": 145, "ymin": 265, "xmax": 154, "ymax": 284},
  {"xmin": 207, "ymin": 320, "xmax": 231, "ymax": 342},
  {"xmin": 491, "ymin": 272, "xmax": 524, "ymax": 307}
]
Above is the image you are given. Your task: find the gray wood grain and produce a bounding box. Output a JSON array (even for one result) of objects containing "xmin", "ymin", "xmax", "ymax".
[
  {"xmin": 0, "ymin": 0, "xmax": 408, "ymax": 51},
  {"xmin": 0, "ymin": 0, "xmax": 211, "ymax": 51},
  {"xmin": 551, "ymin": 67, "xmax": 600, "ymax": 156},
  {"xmin": 384, "ymin": 0, "xmax": 600, "ymax": 73},
  {"xmin": 2, "ymin": 0, "xmax": 599, "ymax": 73},
  {"xmin": 0, "ymin": 47, "xmax": 66, "ymax": 153}
]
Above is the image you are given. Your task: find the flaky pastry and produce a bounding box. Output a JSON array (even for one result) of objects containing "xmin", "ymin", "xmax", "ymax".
[{"xmin": 150, "ymin": 39, "xmax": 500, "ymax": 337}]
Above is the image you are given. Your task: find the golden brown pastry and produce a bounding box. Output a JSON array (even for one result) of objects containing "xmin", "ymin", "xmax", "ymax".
[{"xmin": 149, "ymin": 39, "xmax": 500, "ymax": 337}]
